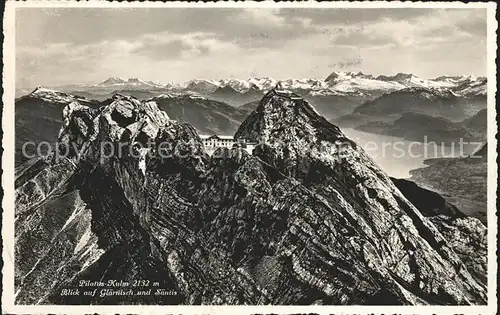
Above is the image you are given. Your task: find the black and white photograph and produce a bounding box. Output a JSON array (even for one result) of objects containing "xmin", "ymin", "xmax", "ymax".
[{"xmin": 1, "ymin": 2, "xmax": 497, "ymax": 314}]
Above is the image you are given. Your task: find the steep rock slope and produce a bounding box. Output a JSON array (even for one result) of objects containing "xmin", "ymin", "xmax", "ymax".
[
  {"xmin": 16, "ymin": 94, "xmax": 264, "ymax": 305},
  {"xmin": 235, "ymin": 89, "xmax": 487, "ymax": 304},
  {"xmin": 14, "ymin": 89, "xmax": 247, "ymax": 168},
  {"xmin": 15, "ymin": 92, "xmax": 487, "ymax": 305},
  {"xmin": 391, "ymin": 178, "xmax": 486, "ymax": 285}
]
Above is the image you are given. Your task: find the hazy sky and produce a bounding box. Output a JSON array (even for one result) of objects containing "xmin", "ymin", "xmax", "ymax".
[{"xmin": 16, "ymin": 7, "xmax": 487, "ymax": 88}]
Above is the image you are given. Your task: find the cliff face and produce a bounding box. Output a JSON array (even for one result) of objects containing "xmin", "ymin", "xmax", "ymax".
[
  {"xmin": 390, "ymin": 178, "xmax": 487, "ymax": 286},
  {"xmin": 234, "ymin": 90, "xmax": 487, "ymax": 304},
  {"xmin": 15, "ymin": 91, "xmax": 487, "ymax": 305}
]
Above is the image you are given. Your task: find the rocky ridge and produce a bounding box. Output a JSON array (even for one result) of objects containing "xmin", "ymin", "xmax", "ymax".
[
  {"xmin": 15, "ymin": 91, "xmax": 487, "ymax": 305},
  {"xmin": 15, "ymin": 88, "xmax": 102, "ymax": 166}
]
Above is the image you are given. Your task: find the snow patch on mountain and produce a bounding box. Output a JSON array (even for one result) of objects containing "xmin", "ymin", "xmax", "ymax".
[
  {"xmin": 324, "ymin": 71, "xmax": 403, "ymax": 92},
  {"xmin": 331, "ymin": 77, "xmax": 405, "ymax": 92},
  {"xmin": 98, "ymin": 77, "xmax": 167, "ymax": 89},
  {"xmin": 218, "ymin": 79, "xmax": 253, "ymax": 93},
  {"xmin": 183, "ymin": 79, "xmax": 222, "ymax": 93},
  {"xmin": 99, "ymin": 76, "xmax": 127, "ymax": 86},
  {"xmin": 395, "ymin": 74, "xmax": 452, "ymax": 89},
  {"xmin": 28, "ymin": 87, "xmax": 88, "ymax": 104},
  {"xmin": 247, "ymin": 77, "xmax": 279, "ymax": 91},
  {"xmin": 153, "ymin": 91, "xmax": 208, "ymax": 100},
  {"xmin": 454, "ymin": 79, "xmax": 487, "ymax": 96}
]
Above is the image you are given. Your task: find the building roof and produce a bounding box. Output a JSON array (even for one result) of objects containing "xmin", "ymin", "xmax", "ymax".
[{"xmin": 199, "ymin": 134, "xmax": 234, "ymax": 140}]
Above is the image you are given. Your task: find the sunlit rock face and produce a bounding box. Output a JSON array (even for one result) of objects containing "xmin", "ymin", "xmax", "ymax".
[
  {"xmin": 15, "ymin": 91, "xmax": 486, "ymax": 305},
  {"xmin": 234, "ymin": 89, "xmax": 487, "ymax": 304}
]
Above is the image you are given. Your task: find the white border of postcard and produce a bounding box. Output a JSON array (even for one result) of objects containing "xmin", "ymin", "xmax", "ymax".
[{"xmin": 2, "ymin": 1, "xmax": 498, "ymax": 314}]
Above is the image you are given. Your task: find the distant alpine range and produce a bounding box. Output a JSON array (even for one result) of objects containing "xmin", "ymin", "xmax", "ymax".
[
  {"xmin": 18, "ymin": 71, "xmax": 486, "ymax": 99},
  {"xmin": 16, "ymin": 71, "xmax": 487, "ymax": 139}
]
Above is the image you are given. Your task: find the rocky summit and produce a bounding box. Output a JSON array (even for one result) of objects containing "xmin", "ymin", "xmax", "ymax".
[{"xmin": 15, "ymin": 90, "xmax": 487, "ymax": 305}]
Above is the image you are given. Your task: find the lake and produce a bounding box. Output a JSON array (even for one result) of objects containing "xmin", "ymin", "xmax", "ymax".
[{"xmin": 341, "ymin": 128, "xmax": 482, "ymax": 178}]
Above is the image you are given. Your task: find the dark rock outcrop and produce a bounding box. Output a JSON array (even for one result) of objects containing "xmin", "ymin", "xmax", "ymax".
[
  {"xmin": 15, "ymin": 91, "xmax": 487, "ymax": 305},
  {"xmin": 391, "ymin": 178, "xmax": 466, "ymax": 218},
  {"xmin": 391, "ymin": 178, "xmax": 486, "ymax": 285}
]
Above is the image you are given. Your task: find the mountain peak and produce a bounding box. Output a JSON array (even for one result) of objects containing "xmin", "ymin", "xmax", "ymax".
[
  {"xmin": 99, "ymin": 76, "xmax": 127, "ymax": 85},
  {"xmin": 28, "ymin": 86, "xmax": 85, "ymax": 104},
  {"xmin": 111, "ymin": 92, "xmax": 139, "ymax": 101},
  {"xmin": 184, "ymin": 79, "xmax": 221, "ymax": 92},
  {"xmin": 325, "ymin": 71, "xmax": 341, "ymax": 82},
  {"xmin": 214, "ymin": 85, "xmax": 240, "ymax": 94},
  {"xmin": 376, "ymin": 72, "xmax": 414, "ymax": 81},
  {"xmin": 248, "ymin": 83, "xmax": 261, "ymax": 92},
  {"xmin": 127, "ymin": 77, "xmax": 147, "ymax": 84},
  {"xmin": 31, "ymin": 86, "xmax": 56, "ymax": 94},
  {"xmin": 325, "ymin": 71, "xmax": 374, "ymax": 82},
  {"xmin": 235, "ymin": 89, "xmax": 344, "ymax": 145},
  {"xmin": 152, "ymin": 91, "xmax": 207, "ymax": 100}
]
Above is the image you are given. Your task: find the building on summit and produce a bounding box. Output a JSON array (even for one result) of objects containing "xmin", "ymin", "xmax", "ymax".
[{"xmin": 199, "ymin": 134, "xmax": 257, "ymax": 155}]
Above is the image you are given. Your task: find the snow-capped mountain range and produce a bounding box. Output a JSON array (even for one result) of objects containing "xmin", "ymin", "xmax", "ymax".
[
  {"xmin": 323, "ymin": 72, "xmax": 486, "ymax": 96},
  {"xmin": 175, "ymin": 72, "xmax": 486, "ymax": 96},
  {"xmin": 20, "ymin": 72, "xmax": 486, "ymax": 101}
]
